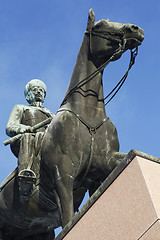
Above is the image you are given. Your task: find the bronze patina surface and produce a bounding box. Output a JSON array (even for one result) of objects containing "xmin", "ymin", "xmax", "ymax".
[{"xmin": 0, "ymin": 9, "xmax": 144, "ymax": 240}]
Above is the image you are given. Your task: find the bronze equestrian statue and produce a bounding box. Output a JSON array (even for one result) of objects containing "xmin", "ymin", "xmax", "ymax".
[{"xmin": 0, "ymin": 9, "xmax": 144, "ymax": 240}]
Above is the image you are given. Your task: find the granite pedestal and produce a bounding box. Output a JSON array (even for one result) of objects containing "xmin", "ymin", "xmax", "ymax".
[{"xmin": 56, "ymin": 150, "xmax": 160, "ymax": 240}]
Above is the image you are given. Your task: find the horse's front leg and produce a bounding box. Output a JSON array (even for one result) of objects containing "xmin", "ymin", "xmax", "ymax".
[{"xmin": 54, "ymin": 155, "xmax": 74, "ymax": 228}]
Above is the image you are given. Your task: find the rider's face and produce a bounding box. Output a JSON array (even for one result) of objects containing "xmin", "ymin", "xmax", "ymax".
[{"xmin": 30, "ymin": 86, "xmax": 45, "ymax": 102}]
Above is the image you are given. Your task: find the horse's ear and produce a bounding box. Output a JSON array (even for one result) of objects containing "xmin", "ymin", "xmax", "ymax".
[{"xmin": 86, "ymin": 9, "xmax": 95, "ymax": 31}]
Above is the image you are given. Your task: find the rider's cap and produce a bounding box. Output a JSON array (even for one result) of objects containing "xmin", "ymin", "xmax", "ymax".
[{"xmin": 24, "ymin": 79, "xmax": 47, "ymax": 98}]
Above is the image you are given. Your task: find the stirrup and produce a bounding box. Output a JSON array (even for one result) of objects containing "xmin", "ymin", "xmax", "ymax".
[
  {"xmin": 18, "ymin": 169, "xmax": 36, "ymax": 183},
  {"xmin": 18, "ymin": 170, "xmax": 36, "ymax": 201}
]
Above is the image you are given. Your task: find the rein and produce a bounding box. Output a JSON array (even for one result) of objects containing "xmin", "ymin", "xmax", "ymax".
[
  {"xmin": 61, "ymin": 29, "xmax": 139, "ymax": 107},
  {"xmin": 104, "ymin": 47, "xmax": 138, "ymax": 105},
  {"xmin": 61, "ymin": 44, "xmax": 123, "ymax": 107}
]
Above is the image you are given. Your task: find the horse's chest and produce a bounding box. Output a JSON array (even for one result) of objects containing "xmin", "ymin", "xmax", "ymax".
[
  {"xmin": 92, "ymin": 118, "xmax": 119, "ymax": 148},
  {"xmin": 88, "ymin": 120, "xmax": 119, "ymax": 167},
  {"xmin": 60, "ymin": 114, "xmax": 119, "ymax": 157},
  {"xmin": 45, "ymin": 113, "xmax": 119, "ymax": 174}
]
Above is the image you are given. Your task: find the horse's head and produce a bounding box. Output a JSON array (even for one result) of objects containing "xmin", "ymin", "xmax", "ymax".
[{"xmin": 86, "ymin": 9, "xmax": 144, "ymax": 63}]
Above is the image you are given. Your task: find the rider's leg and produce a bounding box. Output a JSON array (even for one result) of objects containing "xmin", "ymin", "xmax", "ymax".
[
  {"xmin": 18, "ymin": 133, "xmax": 35, "ymax": 171},
  {"xmin": 18, "ymin": 133, "xmax": 36, "ymax": 200}
]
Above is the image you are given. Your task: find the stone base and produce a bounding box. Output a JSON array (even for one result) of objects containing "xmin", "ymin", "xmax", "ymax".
[{"xmin": 56, "ymin": 150, "xmax": 160, "ymax": 240}]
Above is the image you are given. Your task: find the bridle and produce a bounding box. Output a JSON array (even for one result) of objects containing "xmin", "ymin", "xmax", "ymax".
[
  {"xmin": 87, "ymin": 28, "xmax": 139, "ymax": 105},
  {"xmin": 61, "ymin": 27, "xmax": 139, "ymax": 107}
]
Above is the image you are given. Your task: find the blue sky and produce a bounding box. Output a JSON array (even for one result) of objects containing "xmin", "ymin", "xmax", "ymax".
[{"xmin": 0, "ymin": 0, "xmax": 159, "ymax": 236}]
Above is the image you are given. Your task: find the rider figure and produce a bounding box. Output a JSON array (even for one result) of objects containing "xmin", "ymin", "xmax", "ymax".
[{"xmin": 6, "ymin": 79, "xmax": 53, "ymax": 201}]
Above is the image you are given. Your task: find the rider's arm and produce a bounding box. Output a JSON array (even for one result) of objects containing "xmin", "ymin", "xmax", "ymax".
[{"xmin": 6, "ymin": 105, "xmax": 32, "ymax": 137}]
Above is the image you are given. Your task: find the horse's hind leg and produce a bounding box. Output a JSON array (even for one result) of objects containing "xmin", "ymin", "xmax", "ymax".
[{"xmin": 54, "ymin": 155, "xmax": 74, "ymax": 228}]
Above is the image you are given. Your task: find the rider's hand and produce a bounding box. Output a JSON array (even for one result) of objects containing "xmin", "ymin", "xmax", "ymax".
[{"xmin": 19, "ymin": 125, "xmax": 33, "ymax": 134}]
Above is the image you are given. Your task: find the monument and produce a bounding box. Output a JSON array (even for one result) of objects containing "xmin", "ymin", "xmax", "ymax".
[{"xmin": 0, "ymin": 9, "xmax": 144, "ymax": 240}]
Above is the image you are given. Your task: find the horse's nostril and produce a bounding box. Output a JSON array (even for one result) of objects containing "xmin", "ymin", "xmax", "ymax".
[{"xmin": 131, "ymin": 25, "xmax": 139, "ymax": 31}]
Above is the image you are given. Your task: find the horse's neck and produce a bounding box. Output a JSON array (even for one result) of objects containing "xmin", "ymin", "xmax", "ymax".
[{"xmin": 62, "ymin": 35, "xmax": 106, "ymax": 120}]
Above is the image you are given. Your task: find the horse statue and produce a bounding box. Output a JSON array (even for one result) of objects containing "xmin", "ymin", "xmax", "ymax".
[
  {"xmin": 42, "ymin": 9, "xmax": 144, "ymax": 227},
  {"xmin": 0, "ymin": 9, "xmax": 144, "ymax": 240}
]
